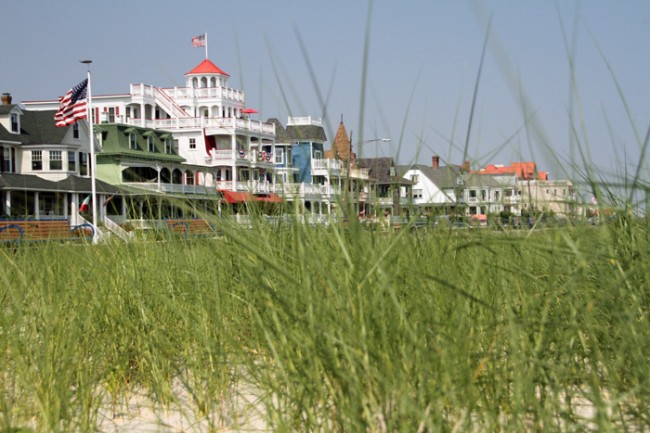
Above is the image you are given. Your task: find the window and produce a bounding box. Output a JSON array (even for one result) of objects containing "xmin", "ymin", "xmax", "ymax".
[
  {"xmin": 73, "ymin": 123, "xmax": 80, "ymax": 139},
  {"xmin": 480, "ymin": 190, "xmax": 487, "ymax": 201},
  {"xmin": 32, "ymin": 151, "xmax": 43, "ymax": 170},
  {"xmin": 275, "ymin": 149, "xmax": 283, "ymax": 164},
  {"xmin": 164, "ymin": 138, "xmax": 173, "ymax": 154},
  {"xmin": 10, "ymin": 113, "xmax": 19, "ymax": 133},
  {"xmin": 189, "ymin": 138, "xmax": 196, "ymax": 149},
  {"xmin": 313, "ymin": 150, "xmax": 322, "ymax": 159},
  {"xmin": 469, "ymin": 190, "xmax": 477, "ymax": 198},
  {"xmin": 185, "ymin": 171, "xmax": 194, "ymax": 185},
  {"xmin": 68, "ymin": 151, "xmax": 76, "ymax": 172},
  {"xmin": 49, "ymin": 151, "xmax": 62, "ymax": 170},
  {"xmin": 79, "ymin": 152, "xmax": 88, "ymax": 176},
  {"xmin": 413, "ymin": 189, "xmax": 423, "ymax": 199},
  {"xmin": 148, "ymin": 136, "xmax": 155, "ymax": 152},
  {"xmin": 1, "ymin": 146, "xmax": 10, "ymax": 172},
  {"xmin": 411, "ymin": 174, "xmax": 419, "ymax": 183},
  {"xmin": 129, "ymin": 133, "xmax": 138, "ymax": 150}
]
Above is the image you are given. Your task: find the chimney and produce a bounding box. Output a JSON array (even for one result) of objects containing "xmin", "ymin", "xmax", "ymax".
[
  {"xmin": 432, "ymin": 155, "xmax": 440, "ymax": 169},
  {"xmin": 462, "ymin": 159, "xmax": 470, "ymax": 172},
  {"xmin": 1, "ymin": 93, "xmax": 12, "ymax": 105}
]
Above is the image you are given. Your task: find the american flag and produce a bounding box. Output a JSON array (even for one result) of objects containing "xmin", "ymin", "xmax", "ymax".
[
  {"xmin": 192, "ymin": 34, "xmax": 206, "ymax": 47},
  {"xmin": 54, "ymin": 79, "xmax": 88, "ymax": 128}
]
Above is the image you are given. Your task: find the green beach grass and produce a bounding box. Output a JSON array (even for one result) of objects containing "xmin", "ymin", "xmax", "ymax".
[{"xmin": 1, "ymin": 213, "xmax": 648, "ymax": 432}]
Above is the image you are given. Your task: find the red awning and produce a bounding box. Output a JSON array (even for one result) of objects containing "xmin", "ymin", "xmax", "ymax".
[
  {"xmin": 219, "ymin": 190, "xmax": 253, "ymax": 204},
  {"xmin": 256, "ymin": 193, "xmax": 282, "ymax": 203},
  {"xmin": 218, "ymin": 190, "xmax": 282, "ymax": 204}
]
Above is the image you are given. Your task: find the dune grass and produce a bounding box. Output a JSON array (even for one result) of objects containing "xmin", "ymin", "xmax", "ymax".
[{"xmin": 0, "ymin": 213, "xmax": 648, "ymax": 432}]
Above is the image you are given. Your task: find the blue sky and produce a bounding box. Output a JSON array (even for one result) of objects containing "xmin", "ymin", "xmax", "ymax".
[{"xmin": 3, "ymin": 0, "xmax": 649, "ymax": 185}]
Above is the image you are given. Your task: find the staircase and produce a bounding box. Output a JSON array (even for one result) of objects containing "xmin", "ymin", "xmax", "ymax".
[{"xmin": 153, "ymin": 87, "xmax": 191, "ymax": 119}]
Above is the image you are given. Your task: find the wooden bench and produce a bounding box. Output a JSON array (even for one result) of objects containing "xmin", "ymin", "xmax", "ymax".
[
  {"xmin": 0, "ymin": 219, "xmax": 94, "ymax": 243},
  {"xmin": 165, "ymin": 219, "xmax": 216, "ymax": 237}
]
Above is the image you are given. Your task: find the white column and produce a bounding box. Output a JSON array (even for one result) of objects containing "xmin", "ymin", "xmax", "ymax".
[
  {"xmin": 4, "ymin": 191, "xmax": 11, "ymax": 216},
  {"xmin": 34, "ymin": 192, "xmax": 40, "ymax": 218}
]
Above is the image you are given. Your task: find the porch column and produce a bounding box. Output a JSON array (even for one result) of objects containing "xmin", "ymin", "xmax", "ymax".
[
  {"xmin": 34, "ymin": 192, "xmax": 40, "ymax": 218},
  {"xmin": 4, "ymin": 191, "xmax": 11, "ymax": 217},
  {"xmin": 63, "ymin": 193, "xmax": 69, "ymax": 219}
]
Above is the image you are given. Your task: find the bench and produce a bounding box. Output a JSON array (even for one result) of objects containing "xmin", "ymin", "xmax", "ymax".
[
  {"xmin": 165, "ymin": 219, "xmax": 216, "ymax": 237},
  {"xmin": 0, "ymin": 219, "xmax": 94, "ymax": 243}
]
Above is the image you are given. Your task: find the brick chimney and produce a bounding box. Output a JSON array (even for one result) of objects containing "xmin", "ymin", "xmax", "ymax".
[
  {"xmin": 462, "ymin": 159, "xmax": 470, "ymax": 172},
  {"xmin": 432, "ymin": 155, "xmax": 440, "ymax": 169},
  {"xmin": 1, "ymin": 93, "xmax": 12, "ymax": 105}
]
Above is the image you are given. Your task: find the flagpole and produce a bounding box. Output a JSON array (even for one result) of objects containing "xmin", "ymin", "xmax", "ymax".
[
  {"xmin": 81, "ymin": 59, "xmax": 98, "ymax": 243},
  {"xmin": 205, "ymin": 32, "xmax": 208, "ymax": 59}
]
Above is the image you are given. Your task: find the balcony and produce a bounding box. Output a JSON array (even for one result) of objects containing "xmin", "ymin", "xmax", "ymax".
[
  {"xmin": 312, "ymin": 159, "xmax": 343, "ymax": 176},
  {"xmin": 215, "ymin": 180, "xmax": 276, "ymax": 194},
  {"xmin": 204, "ymin": 149, "xmax": 275, "ymax": 167},
  {"xmin": 122, "ymin": 182, "xmax": 212, "ymax": 195},
  {"xmin": 120, "ymin": 116, "xmax": 275, "ymax": 135}
]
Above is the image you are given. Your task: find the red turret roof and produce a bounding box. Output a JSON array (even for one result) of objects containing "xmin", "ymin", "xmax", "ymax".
[{"xmin": 185, "ymin": 59, "xmax": 229, "ymax": 76}]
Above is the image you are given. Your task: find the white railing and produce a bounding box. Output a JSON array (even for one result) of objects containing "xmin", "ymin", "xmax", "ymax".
[
  {"xmin": 312, "ymin": 159, "xmax": 343, "ymax": 172},
  {"xmin": 205, "ymin": 149, "xmax": 275, "ymax": 165},
  {"xmin": 215, "ymin": 180, "xmax": 275, "ymax": 194},
  {"xmin": 161, "ymin": 86, "xmax": 244, "ymax": 103},
  {"xmin": 287, "ymin": 116, "xmax": 322, "ymax": 126},
  {"xmin": 103, "ymin": 215, "xmax": 134, "ymax": 241},
  {"xmin": 153, "ymin": 87, "xmax": 191, "ymax": 118},
  {"xmin": 121, "ymin": 182, "xmax": 212, "ymax": 195},
  {"xmin": 122, "ymin": 116, "xmax": 275, "ymax": 134}
]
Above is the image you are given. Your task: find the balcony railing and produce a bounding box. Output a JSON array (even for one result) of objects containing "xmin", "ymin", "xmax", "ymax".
[
  {"xmin": 120, "ymin": 116, "xmax": 275, "ymax": 135},
  {"xmin": 312, "ymin": 159, "xmax": 343, "ymax": 173},
  {"xmin": 121, "ymin": 182, "xmax": 212, "ymax": 195},
  {"xmin": 205, "ymin": 149, "xmax": 275, "ymax": 166},
  {"xmin": 214, "ymin": 180, "xmax": 275, "ymax": 194},
  {"xmin": 131, "ymin": 84, "xmax": 245, "ymax": 103}
]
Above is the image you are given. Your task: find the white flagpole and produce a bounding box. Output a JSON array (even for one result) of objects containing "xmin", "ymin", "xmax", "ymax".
[
  {"xmin": 81, "ymin": 59, "xmax": 98, "ymax": 243},
  {"xmin": 205, "ymin": 32, "xmax": 208, "ymax": 59}
]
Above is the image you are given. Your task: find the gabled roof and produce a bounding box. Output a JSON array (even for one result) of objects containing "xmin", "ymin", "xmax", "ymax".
[
  {"xmin": 0, "ymin": 173, "xmax": 119, "ymax": 194},
  {"xmin": 267, "ymin": 118, "xmax": 291, "ymax": 143},
  {"xmin": 185, "ymin": 59, "xmax": 229, "ymax": 76},
  {"xmin": 400, "ymin": 164, "xmax": 464, "ymax": 189},
  {"xmin": 358, "ymin": 157, "xmax": 414, "ymax": 186},
  {"xmin": 0, "ymin": 108, "xmax": 68, "ymax": 145},
  {"xmin": 286, "ymin": 123, "xmax": 327, "ymax": 142}
]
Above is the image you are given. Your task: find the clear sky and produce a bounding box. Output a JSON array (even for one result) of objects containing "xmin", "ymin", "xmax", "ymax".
[{"xmin": 2, "ymin": 0, "xmax": 648, "ymax": 186}]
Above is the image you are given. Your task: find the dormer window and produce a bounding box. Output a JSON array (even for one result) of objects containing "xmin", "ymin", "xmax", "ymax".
[
  {"xmin": 73, "ymin": 123, "xmax": 80, "ymax": 139},
  {"xmin": 164, "ymin": 138, "xmax": 172, "ymax": 154},
  {"xmin": 10, "ymin": 113, "xmax": 19, "ymax": 133},
  {"xmin": 129, "ymin": 132, "xmax": 137, "ymax": 150},
  {"xmin": 148, "ymin": 136, "xmax": 155, "ymax": 152}
]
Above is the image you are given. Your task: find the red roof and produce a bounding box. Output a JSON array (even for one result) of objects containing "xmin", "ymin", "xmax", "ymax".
[
  {"xmin": 475, "ymin": 162, "xmax": 548, "ymax": 180},
  {"xmin": 185, "ymin": 59, "xmax": 229, "ymax": 76}
]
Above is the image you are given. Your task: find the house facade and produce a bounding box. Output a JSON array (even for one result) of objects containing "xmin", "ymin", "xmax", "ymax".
[
  {"xmin": 0, "ymin": 93, "xmax": 119, "ymax": 224},
  {"xmin": 23, "ymin": 58, "xmax": 277, "ymax": 201}
]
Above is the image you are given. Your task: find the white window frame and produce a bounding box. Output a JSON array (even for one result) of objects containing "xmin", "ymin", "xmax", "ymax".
[
  {"xmin": 49, "ymin": 150, "xmax": 63, "ymax": 171},
  {"xmin": 189, "ymin": 138, "xmax": 196, "ymax": 149},
  {"xmin": 32, "ymin": 151, "xmax": 43, "ymax": 171}
]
